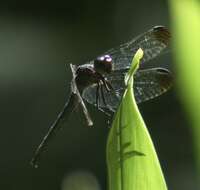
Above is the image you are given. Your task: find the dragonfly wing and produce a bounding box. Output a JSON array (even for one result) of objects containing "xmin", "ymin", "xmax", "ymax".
[
  {"xmin": 82, "ymin": 69, "xmax": 125, "ymax": 111},
  {"xmin": 82, "ymin": 82, "xmax": 121, "ymax": 111},
  {"xmin": 82, "ymin": 67, "xmax": 172, "ymax": 112},
  {"xmin": 105, "ymin": 67, "xmax": 173, "ymax": 104},
  {"xmin": 134, "ymin": 68, "xmax": 173, "ymax": 103},
  {"xmin": 104, "ymin": 26, "xmax": 170, "ymax": 70}
]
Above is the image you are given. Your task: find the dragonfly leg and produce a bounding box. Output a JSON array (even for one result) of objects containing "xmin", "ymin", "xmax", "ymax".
[
  {"xmin": 106, "ymin": 79, "xmax": 122, "ymax": 100},
  {"xmin": 105, "ymin": 79, "xmax": 114, "ymax": 91},
  {"xmin": 96, "ymin": 87, "xmax": 112, "ymax": 116},
  {"xmin": 100, "ymin": 83, "xmax": 107, "ymax": 106},
  {"xmin": 99, "ymin": 81, "xmax": 115, "ymax": 113},
  {"xmin": 96, "ymin": 82, "xmax": 100, "ymax": 109},
  {"xmin": 97, "ymin": 107, "xmax": 112, "ymax": 116},
  {"xmin": 101, "ymin": 77, "xmax": 113, "ymax": 92}
]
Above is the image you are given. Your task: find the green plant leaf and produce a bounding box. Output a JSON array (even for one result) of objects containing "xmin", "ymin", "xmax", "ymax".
[
  {"xmin": 106, "ymin": 48, "xmax": 167, "ymax": 190},
  {"xmin": 169, "ymin": 0, "xmax": 200, "ymax": 174}
]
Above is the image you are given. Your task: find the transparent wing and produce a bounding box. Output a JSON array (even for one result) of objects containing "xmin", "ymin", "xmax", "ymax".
[
  {"xmin": 103, "ymin": 26, "xmax": 170, "ymax": 70},
  {"xmin": 82, "ymin": 68, "xmax": 173, "ymax": 111},
  {"xmin": 82, "ymin": 69, "xmax": 126, "ymax": 110},
  {"xmin": 132, "ymin": 68, "xmax": 172, "ymax": 103}
]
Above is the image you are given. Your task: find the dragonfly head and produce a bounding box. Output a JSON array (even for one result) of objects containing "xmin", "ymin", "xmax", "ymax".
[{"xmin": 94, "ymin": 54, "xmax": 113, "ymax": 74}]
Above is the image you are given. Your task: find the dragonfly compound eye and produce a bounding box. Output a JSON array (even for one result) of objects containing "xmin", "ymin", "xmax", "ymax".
[{"xmin": 94, "ymin": 55, "xmax": 113, "ymax": 74}]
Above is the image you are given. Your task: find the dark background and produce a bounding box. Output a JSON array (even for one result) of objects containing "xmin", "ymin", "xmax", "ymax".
[{"xmin": 0, "ymin": 0, "xmax": 199, "ymax": 190}]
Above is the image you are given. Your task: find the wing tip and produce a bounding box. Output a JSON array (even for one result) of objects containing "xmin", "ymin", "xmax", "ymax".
[
  {"xmin": 156, "ymin": 68, "xmax": 173, "ymax": 90},
  {"xmin": 153, "ymin": 26, "xmax": 171, "ymax": 45}
]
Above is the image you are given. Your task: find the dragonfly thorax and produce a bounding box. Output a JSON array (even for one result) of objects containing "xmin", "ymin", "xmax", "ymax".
[
  {"xmin": 94, "ymin": 55, "xmax": 113, "ymax": 74},
  {"xmin": 75, "ymin": 64, "xmax": 106, "ymax": 92}
]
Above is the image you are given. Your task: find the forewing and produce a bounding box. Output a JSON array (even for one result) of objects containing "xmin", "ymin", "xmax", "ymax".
[{"xmin": 104, "ymin": 26, "xmax": 170, "ymax": 70}]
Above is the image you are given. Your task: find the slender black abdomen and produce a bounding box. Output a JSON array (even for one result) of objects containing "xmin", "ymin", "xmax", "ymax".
[{"xmin": 30, "ymin": 93, "xmax": 79, "ymax": 168}]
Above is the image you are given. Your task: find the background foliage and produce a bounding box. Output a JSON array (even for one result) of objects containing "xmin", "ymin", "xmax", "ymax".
[{"xmin": 170, "ymin": 0, "xmax": 200, "ymax": 182}]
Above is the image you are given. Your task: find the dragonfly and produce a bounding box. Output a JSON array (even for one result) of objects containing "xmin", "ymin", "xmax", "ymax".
[{"xmin": 31, "ymin": 26, "xmax": 173, "ymax": 168}]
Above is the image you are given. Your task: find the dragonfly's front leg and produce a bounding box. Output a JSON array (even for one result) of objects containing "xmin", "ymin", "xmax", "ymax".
[
  {"xmin": 95, "ymin": 82, "xmax": 100, "ymax": 109},
  {"xmin": 100, "ymin": 82, "xmax": 107, "ymax": 106},
  {"xmin": 105, "ymin": 78, "xmax": 121, "ymax": 100},
  {"xmin": 101, "ymin": 77, "xmax": 113, "ymax": 92},
  {"xmin": 99, "ymin": 79, "xmax": 115, "ymax": 113},
  {"xmin": 94, "ymin": 81, "xmax": 112, "ymax": 116}
]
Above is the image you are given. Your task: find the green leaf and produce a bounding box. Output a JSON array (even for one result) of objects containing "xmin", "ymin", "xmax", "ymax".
[
  {"xmin": 124, "ymin": 48, "xmax": 144, "ymax": 86},
  {"xmin": 106, "ymin": 48, "xmax": 167, "ymax": 190},
  {"xmin": 169, "ymin": 0, "xmax": 200, "ymax": 174}
]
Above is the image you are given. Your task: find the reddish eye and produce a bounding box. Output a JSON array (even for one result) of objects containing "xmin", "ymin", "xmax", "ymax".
[{"xmin": 94, "ymin": 55, "xmax": 113, "ymax": 74}]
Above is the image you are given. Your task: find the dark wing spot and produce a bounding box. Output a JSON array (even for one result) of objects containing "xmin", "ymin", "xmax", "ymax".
[
  {"xmin": 153, "ymin": 26, "xmax": 171, "ymax": 45},
  {"xmin": 156, "ymin": 68, "xmax": 173, "ymax": 89}
]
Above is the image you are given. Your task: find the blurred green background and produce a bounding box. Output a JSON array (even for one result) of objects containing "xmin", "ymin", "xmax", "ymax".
[{"xmin": 0, "ymin": 1, "xmax": 198, "ymax": 189}]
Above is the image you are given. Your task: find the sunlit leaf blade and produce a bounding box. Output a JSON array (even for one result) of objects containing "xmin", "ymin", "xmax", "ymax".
[
  {"xmin": 169, "ymin": 0, "xmax": 200, "ymax": 174},
  {"xmin": 125, "ymin": 48, "xmax": 144, "ymax": 85},
  {"xmin": 106, "ymin": 49, "xmax": 167, "ymax": 190}
]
